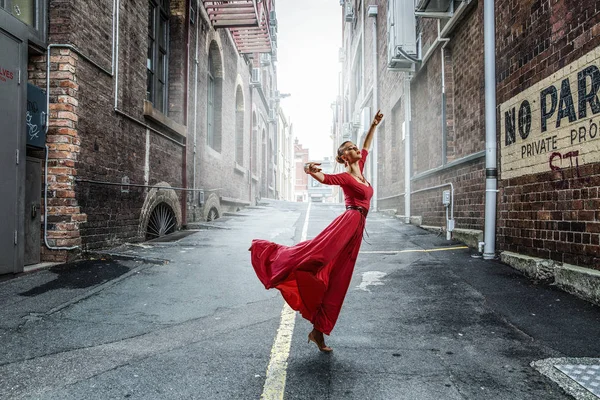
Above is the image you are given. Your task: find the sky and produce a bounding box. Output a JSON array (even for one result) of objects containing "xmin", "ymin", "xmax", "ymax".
[{"xmin": 275, "ymin": 0, "xmax": 342, "ymax": 160}]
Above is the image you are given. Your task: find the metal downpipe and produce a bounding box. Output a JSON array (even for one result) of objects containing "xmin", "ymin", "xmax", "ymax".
[
  {"xmin": 483, "ymin": 0, "xmax": 497, "ymax": 259},
  {"xmin": 369, "ymin": 6, "xmax": 379, "ymax": 211},
  {"xmin": 404, "ymin": 74, "xmax": 412, "ymax": 224}
]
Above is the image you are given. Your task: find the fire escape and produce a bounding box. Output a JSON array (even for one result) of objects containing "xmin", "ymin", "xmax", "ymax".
[{"xmin": 202, "ymin": 0, "xmax": 276, "ymax": 55}]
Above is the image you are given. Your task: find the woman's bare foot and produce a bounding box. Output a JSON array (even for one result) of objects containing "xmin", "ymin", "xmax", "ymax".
[{"xmin": 308, "ymin": 328, "xmax": 333, "ymax": 353}]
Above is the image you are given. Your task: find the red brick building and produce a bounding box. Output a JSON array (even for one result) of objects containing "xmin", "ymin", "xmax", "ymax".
[{"xmin": 337, "ymin": 0, "xmax": 600, "ymax": 304}]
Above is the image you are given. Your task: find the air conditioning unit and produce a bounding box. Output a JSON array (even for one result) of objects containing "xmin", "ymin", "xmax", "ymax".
[
  {"xmin": 387, "ymin": 0, "xmax": 418, "ymax": 71},
  {"xmin": 342, "ymin": 122, "xmax": 353, "ymax": 139},
  {"xmin": 251, "ymin": 68, "xmax": 261, "ymax": 86},
  {"xmin": 415, "ymin": 0, "xmax": 453, "ymax": 13},
  {"xmin": 344, "ymin": 2, "xmax": 355, "ymax": 22},
  {"xmin": 338, "ymin": 47, "xmax": 346, "ymax": 63},
  {"xmin": 269, "ymin": 10, "xmax": 277, "ymax": 26},
  {"xmin": 260, "ymin": 53, "xmax": 271, "ymax": 66},
  {"xmin": 271, "ymin": 47, "xmax": 278, "ymax": 61}
]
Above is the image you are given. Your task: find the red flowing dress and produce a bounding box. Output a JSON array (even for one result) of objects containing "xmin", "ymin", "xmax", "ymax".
[{"xmin": 250, "ymin": 149, "xmax": 373, "ymax": 335}]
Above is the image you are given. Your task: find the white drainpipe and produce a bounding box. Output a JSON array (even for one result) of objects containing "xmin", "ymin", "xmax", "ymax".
[
  {"xmin": 192, "ymin": 0, "xmax": 200, "ymax": 201},
  {"xmin": 404, "ymin": 73, "xmax": 412, "ymax": 224},
  {"xmin": 483, "ymin": 0, "xmax": 497, "ymax": 259},
  {"xmin": 369, "ymin": 5, "xmax": 378, "ymax": 211}
]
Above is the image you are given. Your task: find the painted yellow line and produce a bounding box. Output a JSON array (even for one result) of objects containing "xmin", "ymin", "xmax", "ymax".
[
  {"xmin": 260, "ymin": 303, "xmax": 296, "ymax": 400},
  {"xmin": 261, "ymin": 203, "xmax": 311, "ymax": 399},
  {"xmin": 360, "ymin": 246, "xmax": 469, "ymax": 254}
]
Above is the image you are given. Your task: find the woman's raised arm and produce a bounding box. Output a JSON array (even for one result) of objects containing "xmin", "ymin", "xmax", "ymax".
[{"xmin": 362, "ymin": 110, "xmax": 384, "ymax": 151}]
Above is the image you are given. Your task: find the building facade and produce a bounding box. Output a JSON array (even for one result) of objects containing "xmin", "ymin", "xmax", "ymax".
[
  {"xmin": 275, "ymin": 107, "xmax": 294, "ymax": 201},
  {"xmin": 294, "ymin": 138, "xmax": 309, "ymax": 202},
  {"xmin": 0, "ymin": 0, "xmax": 293, "ymax": 274},
  {"xmin": 337, "ymin": 0, "xmax": 600, "ymax": 304},
  {"xmin": 307, "ymin": 157, "xmax": 337, "ymax": 203}
]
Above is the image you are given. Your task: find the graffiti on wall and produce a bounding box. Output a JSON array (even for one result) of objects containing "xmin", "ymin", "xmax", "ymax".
[
  {"xmin": 26, "ymin": 100, "xmax": 40, "ymax": 141},
  {"xmin": 0, "ymin": 66, "xmax": 15, "ymax": 83},
  {"xmin": 500, "ymin": 46, "xmax": 600, "ymax": 180}
]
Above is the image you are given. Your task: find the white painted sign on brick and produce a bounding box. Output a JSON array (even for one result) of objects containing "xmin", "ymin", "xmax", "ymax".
[{"xmin": 500, "ymin": 46, "xmax": 600, "ymax": 179}]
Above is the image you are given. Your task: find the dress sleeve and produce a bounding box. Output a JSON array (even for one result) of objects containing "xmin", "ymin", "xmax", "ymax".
[
  {"xmin": 359, "ymin": 149, "xmax": 369, "ymax": 173},
  {"xmin": 322, "ymin": 173, "xmax": 347, "ymax": 186}
]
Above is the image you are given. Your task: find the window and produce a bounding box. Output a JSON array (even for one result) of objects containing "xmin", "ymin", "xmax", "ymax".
[
  {"xmin": 252, "ymin": 113, "xmax": 258, "ymax": 173},
  {"xmin": 353, "ymin": 44, "xmax": 363, "ymax": 101},
  {"xmin": 8, "ymin": 0, "xmax": 35, "ymax": 26},
  {"xmin": 207, "ymin": 52, "xmax": 214, "ymax": 148},
  {"xmin": 1, "ymin": 0, "xmax": 46, "ymax": 44},
  {"xmin": 268, "ymin": 139, "xmax": 274, "ymax": 184},
  {"xmin": 207, "ymin": 41, "xmax": 223, "ymax": 152},
  {"xmin": 147, "ymin": 0, "xmax": 169, "ymax": 114},
  {"xmin": 235, "ymin": 86, "xmax": 244, "ymax": 165}
]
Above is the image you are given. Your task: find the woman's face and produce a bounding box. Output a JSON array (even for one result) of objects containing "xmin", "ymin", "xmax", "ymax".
[{"xmin": 340, "ymin": 142, "xmax": 361, "ymax": 163}]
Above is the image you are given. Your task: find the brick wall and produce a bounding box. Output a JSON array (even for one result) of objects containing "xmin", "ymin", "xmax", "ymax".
[
  {"xmin": 496, "ymin": 0, "xmax": 600, "ymax": 270},
  {"xmin": 412, "ymin": 158, "xmax": 485, "ymax": 230},
  {"xmin": 380, "ymin": 1, "xmax": 486, "ymax": 230},
  {"xmin": 450, "ymin": 3, "xmax": 484, "ymax": 158},
  {"xmin": 32, "ymin": 0, "xmax": 188, "ymax": 257},
  {"xmin": 412, "ymin": 49, "xmax": 444, "ymax": 173},
  {"xmin": 373, "ymin": 0, "xmax": 406, "ymax": 213}
]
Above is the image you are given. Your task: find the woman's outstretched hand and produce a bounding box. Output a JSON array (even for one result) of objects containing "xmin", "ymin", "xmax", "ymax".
[
  {"xmin": 304, "ymin": 162, "xmax": 322, "ymax": 174},
  {"xmin": 372, "ymin": 110, "xmax": 384, "ymax": 126}
]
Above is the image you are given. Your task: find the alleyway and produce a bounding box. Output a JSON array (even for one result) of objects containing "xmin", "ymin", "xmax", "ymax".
[{"xmin": 1, "ymin": 200, "xmax": 599, "ymax": 399}]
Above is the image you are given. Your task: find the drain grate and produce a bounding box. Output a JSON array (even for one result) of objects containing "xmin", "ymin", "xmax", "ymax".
[{"xmin": 555, "ymin": 364, "xmax": 600, "ymax": 398}]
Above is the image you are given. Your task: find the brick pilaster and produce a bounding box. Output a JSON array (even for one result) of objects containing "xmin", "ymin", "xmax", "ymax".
[{"xmin": 30, "ymin": 48, "xmax": 87, "ymax": 261}]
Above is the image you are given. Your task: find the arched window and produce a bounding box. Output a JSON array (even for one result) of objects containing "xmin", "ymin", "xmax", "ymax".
[
  {"xmin": 268, "ymin": 138, "xmax": 274, "ymax": 187},
  {"xmin": 252, "ymin": 113, "xmax": 257, "ymax": 174},
  {"xmin": 262, "ymin": 129, "xmax": 267, "ymax": 194},
  {"xmin": 207, "ymin": 42, "xmax": 223, "ymax": 152},
  {"xmin": 235, "ymin": 86, "xmax": 244, "ymax": 165}
]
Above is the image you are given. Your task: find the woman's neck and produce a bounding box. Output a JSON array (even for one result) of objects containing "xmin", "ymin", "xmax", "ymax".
[{"xmin": 346, "ymin": 163, "xmax": 361, "ymax": 175}]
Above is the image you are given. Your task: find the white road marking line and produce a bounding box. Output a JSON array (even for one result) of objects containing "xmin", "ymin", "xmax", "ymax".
[
  {"xmin": 260, "ymin": 202, "xmax": 311, "ymax": 400},
  {"xmin": 360, "ymin": 246, "xmax": 468, "ymax": 254},
  {"xmin": 357, "ymin": 271, "xmax": 387, "ymax": 291}
]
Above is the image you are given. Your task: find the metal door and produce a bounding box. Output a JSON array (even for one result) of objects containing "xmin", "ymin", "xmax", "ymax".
[
  {"xmin": 24, "ymin": 157, "xmax": 41, "ymax": 265},
  {"xmin": 0, "ymin": 28, "xmax": 23, "ymax": 274}
]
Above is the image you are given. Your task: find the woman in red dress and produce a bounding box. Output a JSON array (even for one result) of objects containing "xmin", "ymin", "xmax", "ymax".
[{"xmin": 250, "ymin": 111, "xmax": 383, "ymax": 352}]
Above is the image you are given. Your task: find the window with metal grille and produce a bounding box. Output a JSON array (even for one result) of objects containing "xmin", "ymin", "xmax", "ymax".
[{"xmin": 147, "ymin": 0, "xmax": 169, "ymax": 114}]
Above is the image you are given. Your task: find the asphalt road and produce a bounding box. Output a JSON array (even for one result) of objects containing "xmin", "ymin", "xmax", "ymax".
[{"xmin": 1, "ymin": 200, "xmax": 599, "ymax": 399}]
